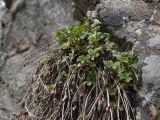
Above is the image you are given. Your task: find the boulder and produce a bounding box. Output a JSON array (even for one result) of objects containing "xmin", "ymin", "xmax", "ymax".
[
  {"xmin": 73, "ymin": 0, "xmax": 160, "ymax": 119},
  {"xmin": 0, "ymin": 0, "xmax": 73, "ymax": 119}
]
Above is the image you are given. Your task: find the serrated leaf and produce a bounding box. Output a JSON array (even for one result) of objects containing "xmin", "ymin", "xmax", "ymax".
[{"xmin": 104, "ymin": 60, "xmax": 114, "ymax": 68}]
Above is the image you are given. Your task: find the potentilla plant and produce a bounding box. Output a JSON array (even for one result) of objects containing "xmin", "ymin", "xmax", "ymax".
[{"xmin": 16, "ymin": 20, "xmax": 138, "ymax": 120}]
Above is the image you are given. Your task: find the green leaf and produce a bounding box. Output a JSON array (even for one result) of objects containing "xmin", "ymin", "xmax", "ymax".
[
  {"xmin": 118, "ymin": 72, "xmax": 132, "ymax": 83},
  {"xmin": 104, "ymin": 60, "xmax": 114, "ymax": 68},
  {"xmin": 95, "ymin": 53, "xmax": 99, "ymax": 57},
  {"xmin": 79, "ymin": 32, "xmax": 88, "ymax": 39},
  {"xmin": 46, "ymin": 84, "xmax": 55, "ymax": 91},
  {"xmin": 77, "ymin": 55, "xmax": 90, "ymax": 64},
  {"xmin": 103, "ymin": 33, "xmax": 110, "ymax": 40},
  {"xmin": 91, "ymin": 20, "xmax": 101, "ymax": 31},
  {"xmin": 88, "ymin": 49, "xmax": 94, "ymax": 55},
  {"xmin": 126, "ymin": 77, "xmax": 132, "ymax": 83},
  {"xmin": 109, "ymin": 88, "xmax": 117, "ymax": 96},
  {"xmin": 60, "ymin": 42, "xmax": 70, "ymax": 50},
  {"xmin": 112, "ymin": 62, "xmax": 120, "ymax": 70},
  {"xmin": 83, "ymin": 80, "xmax": 93, "ymax": 86},
  {"xmin": 106, "ymin": 42, "xmax": 115, "ymax": 50},
  {"xmin": 55, "ymin": 20, "xmax": 138, "ymax": 93}
]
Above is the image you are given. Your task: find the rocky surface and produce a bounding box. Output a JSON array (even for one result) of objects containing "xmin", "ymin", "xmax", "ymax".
[
  {"xmin": 73, "ymin": 0, "xmax": 160, "ymax": 119},
  {"xmin": 0, "ymin": 0, "xmax": 74, "ymax": 119},
  {"xmin": 97, "ymin": 1, "xmax": 160, "ymax": 119},
  {"xmin": 72, "ymin": 0, "xmax": 100, "ymax": 21},
  {"xmin": 0, "ymin": 0, "xmax": 160, "ymax": 119}
]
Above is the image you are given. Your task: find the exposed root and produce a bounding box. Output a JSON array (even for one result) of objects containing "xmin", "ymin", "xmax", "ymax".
[{"xmin": 13, "ymin": 54, "xmax": 136, "ymax": 120}]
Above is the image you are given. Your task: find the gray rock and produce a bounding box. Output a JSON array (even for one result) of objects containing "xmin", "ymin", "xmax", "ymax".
[
  {"xmin": 0, "ymin": 0, "xmax": 74, "ymax": 119},
  {"xmin": 75, "ymin": 0, "xmax": 160, "ymax": 119},
  {"xmin": 142, "ymin": 55, "xmax": 160, "ymax": 99},
  {"xmin": 96, "ymin": 0, "xmax": 153, "ymax": 27},
  {"xmin": 73, "ymin": 0, "xmax": 100, "ymax": 21},
  {"xmin": 0, "ymin": 0, "xmax": 5, "ymax": 8},
  {"xmin": 148, "ymin": 35, "xmax": 160, "ymax": 47}
]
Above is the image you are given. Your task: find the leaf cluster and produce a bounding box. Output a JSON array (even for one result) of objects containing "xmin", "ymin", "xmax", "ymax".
[
  {"xmin": 56, "ymin": 21, "xmax": 138, "ymax": 87},
  {"xmin": 19, "ymin": 21, "xmax": 138, "ymax": 120},
  {"xmin": 14, "ymin": 21, "xmax": 139, "ymax": 120}
]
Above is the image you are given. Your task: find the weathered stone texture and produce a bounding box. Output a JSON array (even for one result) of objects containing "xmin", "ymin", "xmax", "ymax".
[
  {"xmin": 0, "ymin": 0, "xmax": 73, "ymax": 119},
  {"xmin": 75, "ymin": 0, "xmax": 160, "ymax": 119}
]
